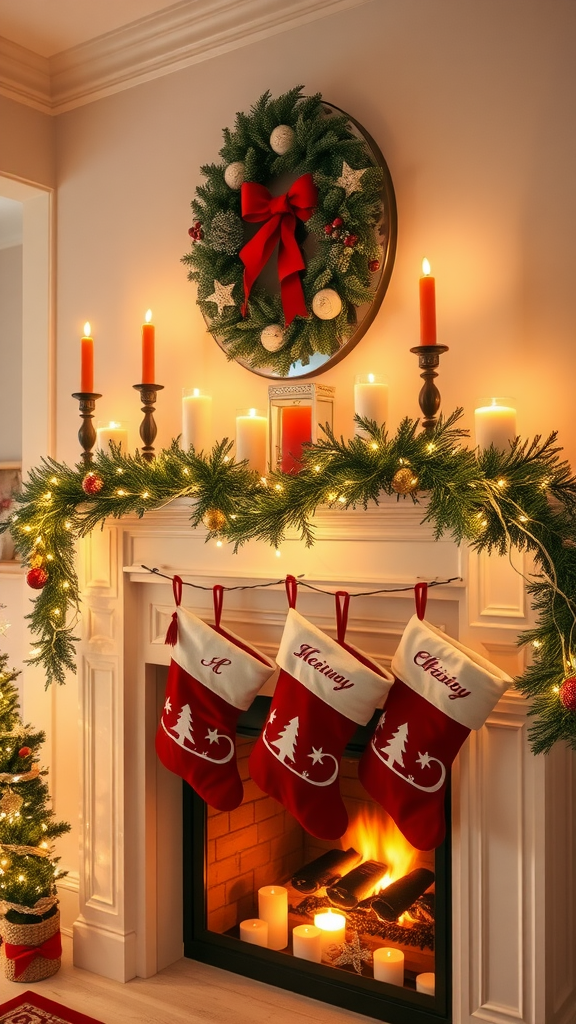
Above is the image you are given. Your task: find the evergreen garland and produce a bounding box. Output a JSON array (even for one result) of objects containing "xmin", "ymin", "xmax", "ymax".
[
  {"xmin": 182, "ymin": 86, "xmax": 389, "ymax": 375},
  {"xmin": 2, "ymin": 412, "xmax": 576, "ymax": 755}
]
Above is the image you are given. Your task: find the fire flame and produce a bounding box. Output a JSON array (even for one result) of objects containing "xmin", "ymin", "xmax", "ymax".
[{"xmin": 341, "ymin": 804, "xmax": 417, "ymax": 897}]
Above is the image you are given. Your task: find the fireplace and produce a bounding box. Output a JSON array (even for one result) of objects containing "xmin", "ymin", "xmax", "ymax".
[
  {"xmin": 183, "ymin": 698, "xmax": 451, "ymax": 1022},
  {"xmin": 72, "ymin": 500, "xmax": 576, "ymax": 1024}
]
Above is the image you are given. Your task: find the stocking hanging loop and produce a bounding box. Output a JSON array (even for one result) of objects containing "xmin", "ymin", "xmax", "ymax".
[
  {"xmin": 335, "ymin": 591, "xmax": 350, "ymax": 644},
  {"xmin": 213, "ymin": 584, "xmax": 224, "ymax": 629},
  {"xmin": 172, "ymin": 575, "xmax": 183, "ymax": 607},
  {"xmin": 285, "ymin": 575, "xmax": 298, "ymax": 609},
  {"xmin": 414, "ymin": 581, "xmax": 428, "ymax": 621}
]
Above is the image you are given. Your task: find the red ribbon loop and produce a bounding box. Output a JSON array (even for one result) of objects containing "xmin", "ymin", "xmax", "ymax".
[
  {"xmin": 335, "ymin": 591, "xmax": 350, "ymax": 644},
  {"xmin": 213, "ymin": 584, "xmax": 224, "ymax": 629},
  {"xmin": 414, "ymin": 581, "xmax": 428, "ymax": 621},
  {"xmin": 239, "ymin": 173, "xmax": 318, "ymax": 326},
  {"xmin": 172, "ymin": 575, "xmax": 183, "ymax": 607},
  {"xmin": 4, "ymin": 931, "xmax": 62, "ymax": 978},
  {"xmin": 285, "ymin": 575, "xmax": 298, "ymax": 609}
]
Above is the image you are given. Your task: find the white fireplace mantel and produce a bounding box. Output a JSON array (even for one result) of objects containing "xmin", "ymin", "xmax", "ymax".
[{"xmin": 71, "ymin": 500, "xmax": 576, "ymax": 1024}]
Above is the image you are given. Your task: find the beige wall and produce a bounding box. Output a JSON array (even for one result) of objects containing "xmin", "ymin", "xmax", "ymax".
[
  {"xmin": 0, "ymin": 93, "xmax": 55, "ymax": 188},
  {"xmin": 53, "ymin": 0, "xmax": 576, "ymax": 467},
  {"xmin": 0, "ymin": 244, "xmax": 22, "ymax": 462}
]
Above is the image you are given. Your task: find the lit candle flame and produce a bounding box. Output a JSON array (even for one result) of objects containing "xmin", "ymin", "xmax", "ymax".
[
  {"xmin": 421, "ymin": 258, "xmax": 431, "ymax": 276},
  {"xmin": 368, "ymin": 373, "xmax": 375, "ymax": 384},
  {"xmin": 249, "ymin": 408, "xmax": 256, "ymax": 417},
  {"xmin": 145, "ymin": 309, "xmax": 152, "ymax": 323},
  {"xmin": 109, "ymin": 422, "xmax": 120, "ymax": 429},
  {"xmin": 193, "ymin": 388, "xmax": 200, "ymax": 397},
  {"xmin": 83, "ymin": 322, "xmax": 91, "ymax": 336}
]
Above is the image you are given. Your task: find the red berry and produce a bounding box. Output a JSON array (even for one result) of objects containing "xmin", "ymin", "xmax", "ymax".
[
  {"xmin": 82, "ymin": 471, "xmax": 104, "ymax": 496},
  {"xmin": 332, "ymin": 217, "xmax": 343, "ymax": 228},
  {"xmin": 26, "ymin": 567, "xmax": 48, "ymax": 590},
  {"xmin": 324, "ymin": 224, "xmax": 333, "ymax": 235},
  {"xmin": 344, "ymin": 234, "xmax": 358, "ymax": 248},
  {"xmin": 194, "ymin": 221, "xmax": 201, "ymax": 230},
  {"xmin": 560, "ymin": 676, "xmax": 576, "ymax": 712},
  {"xmin": 369, "ymin": 259, "xmax": 381, "ymax": 273},
  {"xmin": 188, "ymin": 227, "xmax": 196, "ymax": 237},
  {"xmin": 18, "ymin": 747, "xmax": 31, "ymax": 758}
]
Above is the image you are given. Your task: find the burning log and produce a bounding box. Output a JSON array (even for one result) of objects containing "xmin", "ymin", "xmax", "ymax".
[
  {"xmin": 291, "ymin": 848, "xmax": 362, "ymax": 894},
  {"xmin": 326, "ymin": 860, "xmax": 388, "ymax": 910},
  {"xmin": 371, "ymin": 868, "xmax": 434, "ymax": 922}
]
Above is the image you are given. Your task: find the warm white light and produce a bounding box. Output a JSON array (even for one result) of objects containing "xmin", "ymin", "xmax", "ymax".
[
  {"xmin": 109, "ymin": 421, "xmax": 120, "ymax": 429},
  {"xmin": 421, "ymin": 258, "xmax": 431, "ymax": 276},
  {"xmin": 368, "ymin": 373, "xmax": 375, "ymax": 384},
  {"xmin": 249, "ymin": 408, "xmax": 257, "ymax": 418},
  {"xmin": 275, "ymin": 550, "xmax": 281, "ymax": 557},
  {"xmin": 193, "ymin": 388, "xmax": 200, "ymax": 397},
  {"xmin": 145, "ymin": 309, "xmax": 152, "ymax": 323},
  {"xmin": 83, "ymin": 322, "xmax": 91, "ymax": 336}
]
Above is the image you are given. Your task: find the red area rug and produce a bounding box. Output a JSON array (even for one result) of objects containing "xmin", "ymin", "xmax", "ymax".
[{"xmin": 0, "ymin": 989, "xmax": 104, "ymax": 1023}]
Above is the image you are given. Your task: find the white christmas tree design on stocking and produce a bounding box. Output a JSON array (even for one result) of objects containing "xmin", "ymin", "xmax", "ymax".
[
  {"xmin": 172, "ymin": 703, "xmax": 194, "ymax": 747},
  {"xmin": 380, "ymin": 722, "xmax": 408, "ymax": 768},
  {"xmin": 269, "ymin": 716, "xmax": 299, "ymax": 763}
]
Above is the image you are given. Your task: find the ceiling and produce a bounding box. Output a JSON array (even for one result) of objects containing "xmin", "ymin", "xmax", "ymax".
[{"xmin": 0, "ymin": 0, "xmax": 183, "ymax": 56}]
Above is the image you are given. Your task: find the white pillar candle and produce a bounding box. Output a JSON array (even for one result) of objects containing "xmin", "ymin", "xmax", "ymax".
[
  {"xmin": 239, "ymin": 918, "xmax": 268, "ymax": 947},
  {"xmin": 258, "ymin": 885, "xmax": 288, "ymax": 950},
  {"xmin": 313, "ymin": 909, "xmax": 346, "ymax": 954},
  {"xmin": 354, "ymin": 373, "xmax": 388, "ymax": 435},
  {"xmin": 416, "ymin": 972, "xmax": 435, "ymax": 995},
  {"xmin": 236, "ymin": 408, "xmax": 267, "ymax": 475},
  {"xmin": 474, "ymin": 398, "xmax": 517, "ymax": 450},
  {"xmin": 292, "ymin": 924, "xmax": 322, "ymax": 963},
  {"xmin": 182, "ymin": 388, "xmax": 212, "ymax": 452},
  {"xmin": 96, "ymin": 421, "xmax": 129, "ymax": 454},
  {"xmin": 373, "ymin": 946, "xmax": 405, "ymax": 986}
]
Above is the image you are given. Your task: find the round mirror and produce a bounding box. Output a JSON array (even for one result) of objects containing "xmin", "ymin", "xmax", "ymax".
[{"xmin": 184, "ymin": 89, "xmax": 397, "ymax": 379}]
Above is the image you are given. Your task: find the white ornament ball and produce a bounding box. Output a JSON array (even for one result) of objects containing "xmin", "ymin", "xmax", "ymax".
[
  {"xmin": 312, "ymin": 288, "xmax": 342, "ymax": 321},
  {"xmin": 224, "ymin": 161, "xmax": 245, "ymax": 190},
  {"xmin": 260, "ymin": 324, "xmax": 285, "ymax": 352},
  {"xmin": 270, "ymin": 125, "xmax": 295, "ymax": 156}
]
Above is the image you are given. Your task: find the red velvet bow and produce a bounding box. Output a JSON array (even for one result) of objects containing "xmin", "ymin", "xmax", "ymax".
[
  {"xmin": 4, "ymin": 930, "xmax": 62, "ymax": 977},
  {"xmin": 239, "ymin": 172, "xmax": 318, "ymax": 326}
]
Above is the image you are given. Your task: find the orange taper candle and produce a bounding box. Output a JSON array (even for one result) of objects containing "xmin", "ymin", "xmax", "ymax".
[
  {"xmin": 80, "ymin": 322, "xmax": 94, "ymax": 392},
  {"xmin": 141, "ymin": 309, "xmax": 155, "ymax": 384},
  {"xmin": 419, "ymin": 258, "xmax": 437, "ymax": 345}
]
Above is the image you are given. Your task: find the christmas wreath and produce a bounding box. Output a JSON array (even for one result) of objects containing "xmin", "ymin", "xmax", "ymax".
[{"xmin": 182, "ymin": 86, "xmax": 396, "ymax": 377}]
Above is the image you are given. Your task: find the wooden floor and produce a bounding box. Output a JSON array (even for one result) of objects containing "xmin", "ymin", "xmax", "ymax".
[{"xmin": 0, "ymin": 936, "xmax": 370, "ymax": 1024}]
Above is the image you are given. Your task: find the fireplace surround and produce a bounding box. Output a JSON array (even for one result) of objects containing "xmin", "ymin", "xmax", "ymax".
[{"xmin": 72, "ymin": 499, "xmax": 576, "ymax": 1024}]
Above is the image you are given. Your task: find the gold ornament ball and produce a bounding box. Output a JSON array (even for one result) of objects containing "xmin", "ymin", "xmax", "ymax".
[
  {"xmin": 270, "ymin": 125, "xmax": 295, "ymax": 155},
  {"xmin": 392, "ymin": 468, "xmax": 419, "ymax": 494},
  {"xmin": 260, "ymin": 324, "xmax": 285, "ymax": 352},
  {"xmin": 29, "ymin": 552, "xmax": 44, "ymax": 569},
  {"xmin": 202, "ymin": 508, "xmax": 227, "ymax": 532},
  {"xmin": 312, "ymin": 288, "xmax": 342, "ymax": 320},
  {"xmin": 0, "ymin": 789, "xmax": 24, "ymax": 815},
  {"xmin": 224, "ymin": 161, "xmax": 245, "ymax": 190}
]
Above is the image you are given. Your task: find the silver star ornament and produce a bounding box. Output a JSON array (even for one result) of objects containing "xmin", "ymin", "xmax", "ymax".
[
  {"xmin": 335, "ymin": 161, "xmax": 366, "ymax": 196},
  {"xmin": 205, "ymin": 279, "xmax": 236, "ymax": 315}
]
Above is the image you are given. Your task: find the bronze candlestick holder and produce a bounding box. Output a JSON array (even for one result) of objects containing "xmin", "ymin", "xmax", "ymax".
[
  {"xmin": 410, "ymin": 344, "xmax": 449, "ymax": 433},
  {"xmin": 133, "ymin": 383, "xmax": 163, "ymax": 462},
  {"xmin": 71, "ymin": 392, "xmax": 102, "ymax": 465}
]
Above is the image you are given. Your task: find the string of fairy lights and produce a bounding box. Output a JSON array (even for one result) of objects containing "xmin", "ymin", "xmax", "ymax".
[{"xmin": 1, "ymin": 410, "xmax": 576, "ymax": 753}]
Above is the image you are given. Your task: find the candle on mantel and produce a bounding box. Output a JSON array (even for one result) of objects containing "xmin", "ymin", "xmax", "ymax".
[
  {"xmin": 354, "ymin": 373, "xmax": 388, "ymax": 435},
  {"xmin": 236, "ymin": 408, "xmax": 267, "ymax": 476},
  {"xmin": 239, "ymin": 918, "xmax": 268, "ymax": 947},
  {"xmin": 419, "ymin": 258, "xmax": 436, "ymax": 345},
  {"xmin": 373, "ymin": 946, "xmax": 405, "ymax": 986},
  {"xmin": 281, "ymin": 404, "xmax": 312, "ymax": 474},
  {"xmin": 292, "ymin": 924, "xmax": 322, "ymax": 963},
  {"xmin": 182, "ymin": 388, "xmax": 212, "ymax": 452},
  {"xmin": 80, "ymin": 322, "xmax": 94, "ymax": 393},
  {"xmin": 474, "ymin": 398, "xmax": 517, "ymax": 450},
  {"xmin": 416, "ymin": 972, "xmax": 435, "ymax": 996},
  {"xmin": 141, "ymin": 309, "xmax": 155, "ymax": 384},
  {"xmin": 314, "ymin": 909, "xmax": 346, "ymax": 955},
  {"xmin": 258, "ymin": 886, "xmax": 288, "ymax": 950},
  {"xmin": 96, "ymin": 421, "xmax": 129, "ymax": 454}
]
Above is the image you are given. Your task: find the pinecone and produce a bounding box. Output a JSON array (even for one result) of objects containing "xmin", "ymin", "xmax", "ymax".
[{"xmin": 208, "ymin": 211, "xmax": 244, "ymax": 255}]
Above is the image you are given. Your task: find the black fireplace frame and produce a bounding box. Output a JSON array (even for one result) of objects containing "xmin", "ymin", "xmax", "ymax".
[{"xmin": 182, "ymin": 699, "xmax": 452, "ymax": 1024}]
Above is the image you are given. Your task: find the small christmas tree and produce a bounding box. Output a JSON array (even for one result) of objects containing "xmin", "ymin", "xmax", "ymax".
[
  {"xmin": 381, "ymin": 722, "xmax": 408, "ymax": 769},
  {"xmin": 0, "ymin": 651, "xmax": 70, "ymax": 981},
  {"xmin": 270, "ymin": 716, "xmax": 299, "ymax": 763}
]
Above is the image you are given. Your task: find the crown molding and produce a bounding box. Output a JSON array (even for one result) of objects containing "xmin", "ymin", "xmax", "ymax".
[{"xmin": 0, "ymin": 0, "xmax": 372, "ymax": 117}]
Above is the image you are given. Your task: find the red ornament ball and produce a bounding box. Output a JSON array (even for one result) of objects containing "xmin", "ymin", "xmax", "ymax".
[
  {"xmin": 18, "ymin": 747, "xmax": 31, "ymax": 758},
  {"xmin": 82, "ymin": 471, "xmax": 104, "ymax": 496},
  {"xmin": 324, "ymin": 223, "xmax": 333, "ymax": 235},
  {"xmin": 369, "ymin": 259, "xmax": 381, "ymax": 273},
  {"xmin": 343, "ymin": 234, "xmax": 358, "ymax": 248},
  {"xmin": 559, "ymin": 676, "xmax": 576, "ymax": 712},
  {"xmin": 27, "ymin": 566, "xmax": 48, "ymax": 590},
  {"xmin": 332, "ymin": 217, "xmax": 343, "ymax": 228}
]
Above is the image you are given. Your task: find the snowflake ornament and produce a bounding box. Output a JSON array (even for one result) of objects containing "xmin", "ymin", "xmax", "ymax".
[{"xmin": 329, "ymin": 931, "xmax": 373, "ymax": 975}]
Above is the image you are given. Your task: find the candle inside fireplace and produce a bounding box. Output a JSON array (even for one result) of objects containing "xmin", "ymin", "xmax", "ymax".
[
  {"xmin": 419, "ymin": 258, "xmax": 436, "ymax": 345},
  {"xmin": 416, "ymin": 972, "xmax": 435, "ymax": 995},
  {"xmin": 314, "ymin": 909, "xmax": 346, "ymax": 954},
  {"xmin": 281, "ymin": 404, "xmax": 312, "ymax": 474},
  {"xmin": 373, "ymin": 946, "xmax": 405, "ymax": 985},
  {"xmin": 258, "ymin": 885, "xmax": 288, "ymax": 950},
  {"xmin": 292, "ymin": 924, "xmax": 322, "ymax": 963},
  {"xmin": 239, "ymin": 918, "xmax": 268, "ymax": 947}
]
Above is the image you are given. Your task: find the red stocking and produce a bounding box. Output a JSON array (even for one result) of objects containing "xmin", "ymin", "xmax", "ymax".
[
  {"xmin": 156, "ymin": 577, "xmax": 275, "ymax": 811},
  {"xmin": 249, "ymin": 577, "xmax": 393, "ymax": 840},
  {"xmin": 358, "ymin": 584, "xmax": 511, "ymax": 850}
]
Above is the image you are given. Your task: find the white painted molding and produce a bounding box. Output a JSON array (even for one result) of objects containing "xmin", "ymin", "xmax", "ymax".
[{"xmin": 0, "ymin": 0, "xmax": 373, "ymax": 116}]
